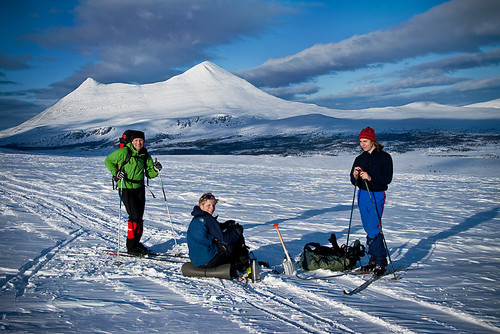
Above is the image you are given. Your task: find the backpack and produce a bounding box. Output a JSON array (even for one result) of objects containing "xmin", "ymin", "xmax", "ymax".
[
  {"xmin": 299, "ymin": 233, "xmax": 365, "ymax": 271},
  {"xmin": 119, "ymin": 129, "xmax": 140, "ymax": 149}
]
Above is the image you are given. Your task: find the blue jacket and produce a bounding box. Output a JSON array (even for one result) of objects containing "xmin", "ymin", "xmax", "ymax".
[
  {"xmin": 186, "ymin": 206, "xmax": 241, "ymax": 267},
  {"xmin": 350, "ymin": 149, "xmax": 393, "ymax": 192}
]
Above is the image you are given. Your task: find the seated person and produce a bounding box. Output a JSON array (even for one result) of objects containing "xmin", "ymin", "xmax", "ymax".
[{"xmin": 187, "ymin": 193, "xmax": 249, "ymax": 275}]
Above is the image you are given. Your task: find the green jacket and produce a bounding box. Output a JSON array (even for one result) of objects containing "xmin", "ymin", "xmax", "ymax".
[{"xmin": 104, "ymin": 143, "xmax": 159, "ymax": 189}]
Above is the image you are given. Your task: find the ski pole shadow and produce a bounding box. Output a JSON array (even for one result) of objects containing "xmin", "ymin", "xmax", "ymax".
[
  {"xmin": 393, "ymin": 207, "xmax": 499, "ymax": 268},
  {"xmin": 150, "ymin": 237, "xmax": 186, "ymax": 254}
]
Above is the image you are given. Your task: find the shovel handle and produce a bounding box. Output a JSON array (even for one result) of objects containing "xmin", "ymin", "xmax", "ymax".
[{"xmin": 273, "ymin": 223, "xmax": 291, "ymax": 260}]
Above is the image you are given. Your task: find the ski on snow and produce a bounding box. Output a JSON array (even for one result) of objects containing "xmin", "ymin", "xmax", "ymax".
[
  {"xmin": 288, "ymin": 265, "xmax": 420, "ymax": 282},
  {"xmin": 101, "ymin": 249, "xmax": 189, "ymax": 263},
  {"xmin": 343, "ymin": 267, "xmax": 414, "ymax": 295},
  {"xmin": 295, "ymin": 268, "xmax": 371, "ymax": 280},
  {"xmin": 343, "ymin": 274, "xmax": 383, "ymax": 296}
]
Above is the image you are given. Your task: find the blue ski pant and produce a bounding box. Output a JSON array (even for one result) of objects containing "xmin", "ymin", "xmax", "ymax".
[{"xmin": 358, "ymin": 189, "xmax": 387, "ymax": 264}]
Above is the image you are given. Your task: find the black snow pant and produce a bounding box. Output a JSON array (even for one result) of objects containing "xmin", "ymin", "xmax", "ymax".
[
  {"xmin": 201, "ymin": 235, "xmax": 249, "ymax": 276},
  {"xmin": 120, "ymin": 187, "xmax": 146, "ymax": 251}
]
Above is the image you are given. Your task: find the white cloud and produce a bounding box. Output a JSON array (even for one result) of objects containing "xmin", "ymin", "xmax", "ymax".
[
  {"xmin": 238, "ymin": 0, "xmax": 500, "ymax": 87},
  {"xmin": 28, "ymin": 0, "xmax": 291, "ymax": 91}
]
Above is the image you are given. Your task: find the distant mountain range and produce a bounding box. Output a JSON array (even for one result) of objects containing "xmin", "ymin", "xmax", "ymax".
[{"xmin": 1, "ymin": 61, "xmax": 499, "ymax": 155}]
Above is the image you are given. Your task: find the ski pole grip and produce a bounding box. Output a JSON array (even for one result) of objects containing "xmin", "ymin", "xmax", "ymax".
[{"xmin": 273, "ymin": 223, "xmax": 278, "ymax": 228}]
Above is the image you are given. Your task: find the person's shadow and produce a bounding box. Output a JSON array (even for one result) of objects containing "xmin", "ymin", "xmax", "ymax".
[
  {"xmin": 150, "ymin": 237, "xmax": 186, "ymax": 254},
  {"xmin": 250, "ymin": 206, "xmax": 499, "ymax": 269},
  {"xmin": 392, "ymin": 207, "xmax": 499, "ymax": 268},
  {"xmin": 244, "ymin": 204, "xmax": 352, "ymax": 229}
]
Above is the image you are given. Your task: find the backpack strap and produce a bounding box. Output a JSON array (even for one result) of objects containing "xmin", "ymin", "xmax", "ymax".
[
  {"xmin": 304, "ymin": 242, "xmax": 321, "ymax": 252},
  {"xmin": 120, "ymin": 146, "xmax": 133, "ymax": 172},
  {"xmin": 112, "ymin": 147, "xmax": 134, "ymax": 190},
  {"xmin": 113, "ymin": 146, "xmax": 152, "ymax": 189}
]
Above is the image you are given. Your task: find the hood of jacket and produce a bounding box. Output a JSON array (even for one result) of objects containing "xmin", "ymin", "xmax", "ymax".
[{"xmin": 191, "ymin": 205, "xmax": 212, "ymax": 218}]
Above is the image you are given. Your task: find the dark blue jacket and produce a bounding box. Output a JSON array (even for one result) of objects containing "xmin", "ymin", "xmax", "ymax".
[
  {"xmin": 186, "ymin": 206, "xmax": 241, "ymax": 267},
  {"xmin": 350, "ymin": 149, "xmax": 393, "ymax": 192}
]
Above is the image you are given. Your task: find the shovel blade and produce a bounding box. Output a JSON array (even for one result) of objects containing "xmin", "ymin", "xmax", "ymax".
[{"xmin": 282, "ymin": 258, "xmax": 296, "ymax": 275}]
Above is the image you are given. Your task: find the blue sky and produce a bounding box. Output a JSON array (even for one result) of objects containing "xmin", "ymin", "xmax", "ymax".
[{"xmin": 1, "ymin": 0, "xmax": 500, "ymax": 129}]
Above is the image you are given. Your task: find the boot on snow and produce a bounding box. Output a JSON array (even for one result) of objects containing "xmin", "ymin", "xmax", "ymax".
[
  {"xmin": 374, "ymin": 258, "xmax": 388, "ymax": 276},
  {"xmin": 126, "ymin": 239, "xmax": 149, "ymax": 256},
  {"xmin": 360, "ymin": 257, "xmax": 377, "ymax": 272}
]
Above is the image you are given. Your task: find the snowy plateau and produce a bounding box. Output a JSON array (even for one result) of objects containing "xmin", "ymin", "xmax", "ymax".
[{"xmin": 0, "ymin": 61, "xmax": 499, "ymax": 333}]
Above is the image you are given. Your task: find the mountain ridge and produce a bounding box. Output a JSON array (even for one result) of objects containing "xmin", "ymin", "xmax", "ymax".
[{"xmin": 0, "ymin": 61, "xmax": 499, "ymax": 154}]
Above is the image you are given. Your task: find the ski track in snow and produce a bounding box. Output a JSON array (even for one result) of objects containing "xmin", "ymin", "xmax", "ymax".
[{"xmin": 0, "ymin": 151, "xmax": 499, "ymax": 333}]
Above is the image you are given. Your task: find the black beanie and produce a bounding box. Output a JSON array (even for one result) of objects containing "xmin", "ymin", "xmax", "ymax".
[{"xmin": 128, "ymin": 130, "xmax": 145, "ymax": 140}]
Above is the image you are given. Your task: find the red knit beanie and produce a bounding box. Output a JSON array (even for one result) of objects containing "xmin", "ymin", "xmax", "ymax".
[{"xmin": 359, "ymin": 127, "xmax": 376, "ymax": 141}]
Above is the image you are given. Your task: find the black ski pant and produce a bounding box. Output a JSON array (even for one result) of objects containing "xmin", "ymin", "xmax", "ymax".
[
  {"xmin": 201, "ymin": 236, "xmax": 249, "ymax": 274},
  {"xmin": 120, "ymin": 187, "xmax": 146, "ymax": 250}
]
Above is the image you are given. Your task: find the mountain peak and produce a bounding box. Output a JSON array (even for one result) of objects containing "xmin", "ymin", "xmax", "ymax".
[
  {"xmin": 80, "ymin": 77, "xmax": 100, "ymax": 88},
  {"xmin": 465, "ymin": 98, "xmax": 500, "ymax": 109},
  {"xmin": 189, "ymin": 60, "xmax": 223, "ymax": 72},
  {"xmin": 175, "ymin": 60, "xmax": 238, "ymax": 85}
]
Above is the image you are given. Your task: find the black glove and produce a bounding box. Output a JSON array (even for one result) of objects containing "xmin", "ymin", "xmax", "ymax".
[
  {"xmin": 154, "ymin": 160, "xmax": 162, "ymax": 172},
  {"xmin": 116, "ymin": 170, "xmax": 126, "ymax": 180},
  {"xmin": 220, "ymin": 220, "xmax": 236, "ymax": 230},
  {"xmin": 214, "ymin": 239, "xmax": 230, "ymax": 256}
]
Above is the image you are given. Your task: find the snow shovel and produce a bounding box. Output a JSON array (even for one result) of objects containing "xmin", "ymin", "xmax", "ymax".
[{"xmin": 273, "ymin": 223, "xmax": 296, "ymax": 275}]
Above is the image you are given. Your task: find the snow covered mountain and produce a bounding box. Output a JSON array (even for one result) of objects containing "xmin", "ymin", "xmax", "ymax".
[{"xmin": 0, "ymin": 61, "xmax": 499, "ymax": 154}]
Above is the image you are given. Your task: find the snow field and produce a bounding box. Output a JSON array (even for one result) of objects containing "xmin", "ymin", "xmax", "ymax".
[{"xmin": 0, "ymin": 150, "xmax": 499, "ymax": 333}]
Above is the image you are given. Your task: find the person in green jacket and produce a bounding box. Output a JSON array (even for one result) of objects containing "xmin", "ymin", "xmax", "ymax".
[{"xmin": 105, "ymin": 130, "xmax": 162, "ymax": 255}]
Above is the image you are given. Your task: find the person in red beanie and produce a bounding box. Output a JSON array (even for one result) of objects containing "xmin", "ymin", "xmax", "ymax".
[{"xmin": 350, "ymin": 127, "xmax": 393, "ymax": 276}]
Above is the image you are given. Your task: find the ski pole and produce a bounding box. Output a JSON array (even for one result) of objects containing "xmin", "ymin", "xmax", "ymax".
[
  {"xmin": 144, "ymin": 184, "xmax": 156, "ymax": 198},
  {"xmin": 362, "ymin": 179, "xmax": 399, "ymax": 280},
  {"xmin": 115, "ymin": 179, "xmax": 124, "ymax": 266},
  {"xmin": 345, "ymin": 177, "xmax": 358, "ymax": 248},
  {"xmin": 343, "ymin": 177, "xmax": 358, "ymax": 270},
  {"xmin": 157, "ymin": 160, "xmax": 178, "ymax": 248}
]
